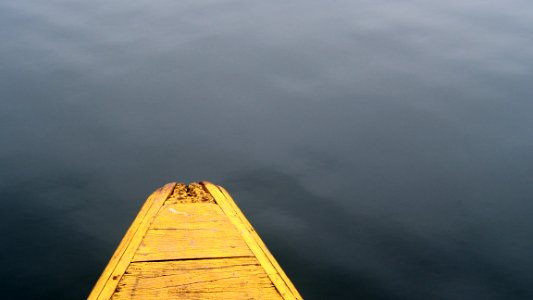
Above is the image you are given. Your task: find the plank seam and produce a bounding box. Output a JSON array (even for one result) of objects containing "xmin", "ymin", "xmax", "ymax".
[
  {"xmin": 202, "ymin": 182, "xmax": 302, "ymax": 300},
  {"xmin": 88, "ymin": 182, "xmax": 176, "ymax": 300},
  {"xmin": 131, "ymin": 255, "xmax": 257, "ymax": 263}
]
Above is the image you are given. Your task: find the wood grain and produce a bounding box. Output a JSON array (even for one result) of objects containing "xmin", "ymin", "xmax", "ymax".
[
  {"xmin": 112, "ymin": 257, "xmax": 281, "ymax": 299},
  {"xmin": 88, "ymin": 183, "xmax": 176, "ymax": 300},
  {"xmin": 89, "ymin": 182, "xmax": 301, "ymax": 299},
  {"xmin": 203, "ymin": 182, "xmax": 303, "ymax": 300},
  {"xmin": 133, "ymin": 203, "xmax": 253, "ymax": 261}
]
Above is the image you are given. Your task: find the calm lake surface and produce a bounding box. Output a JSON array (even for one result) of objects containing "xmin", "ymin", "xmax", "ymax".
[{"xmin": 2, "ymin": 0, "xmax": 533, "ymax": 299}]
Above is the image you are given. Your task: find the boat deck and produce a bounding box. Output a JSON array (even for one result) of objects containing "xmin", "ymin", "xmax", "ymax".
[{"xmin": 88, "ymin": 182, "xmax": 301, "ymax": 299}]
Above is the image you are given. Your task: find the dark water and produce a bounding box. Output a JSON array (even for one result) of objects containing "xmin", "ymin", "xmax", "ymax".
[{"xmin": 2, "ymin": 0, "xmax": 533, "ymax": 299}]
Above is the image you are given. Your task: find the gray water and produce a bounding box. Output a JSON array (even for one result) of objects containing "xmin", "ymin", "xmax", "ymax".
[{"xmin": 2, "ymin": 0, "xmax": 533, "ymax": 299}]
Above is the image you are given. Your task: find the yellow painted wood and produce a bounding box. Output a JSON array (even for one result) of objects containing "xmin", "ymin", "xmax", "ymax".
[
  {"xmin": 112, "ymin": 257, "xmax": 281, "ymax": 299},
  {"xmin": 88, "ymin": 183, "xmax": 176, "ymax": 300},
  {"xmin": 133, "ymin": 203, "xmax": 253, "ymax": 261},
  {"xmin": 203, "ymin": 182, "xmax": 303, "ymax": 300},
  {"xmin": 89, "ymin": 182, "xmax": 301, "ymax": 300}
]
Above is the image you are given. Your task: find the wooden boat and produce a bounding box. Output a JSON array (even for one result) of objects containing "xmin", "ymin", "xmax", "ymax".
[{"xmin": 88, "ymin": 182, "xmax": 302, "ymax": 299}]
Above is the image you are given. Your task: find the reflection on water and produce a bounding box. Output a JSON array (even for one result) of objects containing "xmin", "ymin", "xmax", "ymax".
[{"xmin": 1, "ymin": 0, "xmax": 533, "ymax": 298}]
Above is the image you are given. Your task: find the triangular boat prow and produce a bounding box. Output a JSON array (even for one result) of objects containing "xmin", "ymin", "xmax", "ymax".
[{"xmin": 88, "ymin": 182, "xmax": 302, "ymax": 299}]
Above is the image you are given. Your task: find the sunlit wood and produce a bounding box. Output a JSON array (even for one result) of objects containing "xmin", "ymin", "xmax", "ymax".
[{"xmin": 88, "ymin": 182, "xmax": 302, "ymax": 300}]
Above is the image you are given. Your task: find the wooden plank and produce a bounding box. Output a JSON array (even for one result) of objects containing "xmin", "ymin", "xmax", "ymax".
[
  {"xmin": 111, "ymin": 257, "xmax": 281, "ymax": 299},
  {"xmin": 149, "ymin": 203, "xmax": 234, "ymax": 229},
  {"xmin": 88, "ymin": 183, "xmax": 176, "ymax": 300},
  {"xmin": 202, "ymin": 182, "xmax": 302, "ymax": 300},
  {"xmin": 133, "ymin": 203, "xmax": 253, "ymax": 261},
  {"xmin": 90, "ymin": 182, "xmax": 302, "ymax": 299}
]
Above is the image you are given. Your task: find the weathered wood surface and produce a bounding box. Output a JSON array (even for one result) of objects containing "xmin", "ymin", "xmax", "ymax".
[{"xmin": 88, "ymin": 182, "xmax": 302, "ymax": 300}]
